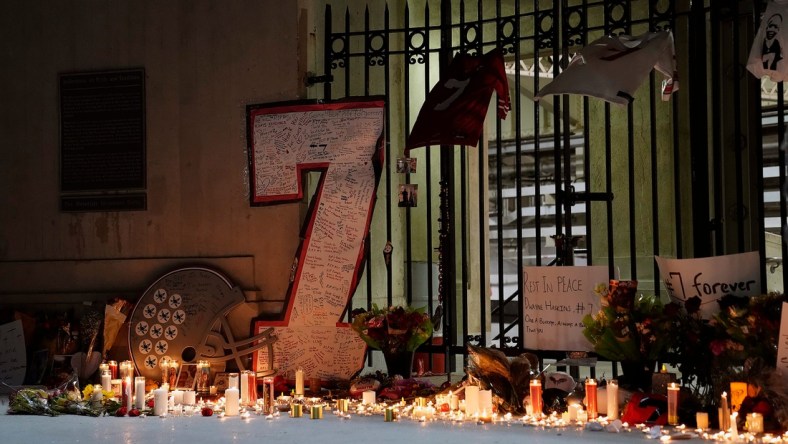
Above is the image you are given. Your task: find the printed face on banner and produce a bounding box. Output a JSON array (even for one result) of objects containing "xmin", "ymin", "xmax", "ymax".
[
  {"xmin": 247, "ymin": 100, "xmax": 385, "ymax": 380},
  {"xmin": 655, "ymin": 252, "xmax": 761, "ymax": 319}
]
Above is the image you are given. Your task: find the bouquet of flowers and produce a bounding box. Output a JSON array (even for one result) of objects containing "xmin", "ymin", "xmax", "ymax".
[
  {"xmin": 582, "ymin": 280, "xmax": 675, "ymax": 364},
  {"xmin": 350, "ymin": 304, "xmax": 433, "ymax": 354}
]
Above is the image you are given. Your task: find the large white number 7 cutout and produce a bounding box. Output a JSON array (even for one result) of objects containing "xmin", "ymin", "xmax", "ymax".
[{"xmin": 248, "ymin": 100, "xmax": 385, "ymax": 379}]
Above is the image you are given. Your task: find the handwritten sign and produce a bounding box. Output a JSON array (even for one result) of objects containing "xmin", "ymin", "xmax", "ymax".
[
  {"xmin": 777, "ymin": 302, "xmax": 788, "ymax": 376},
  {"xmin": 248, "ymin": 100, "xmax": 384, "ymax": 379},
  {"xmin": 655, "ymin": 252, "xmax": 760, "ymax": 319},
  {"xmin": 522, "ymin": 266, "xmax": 607, "ymax": 351},
  {"xmin": 0, "ymin": 320, "xmax": 26, "ymax": 386}
]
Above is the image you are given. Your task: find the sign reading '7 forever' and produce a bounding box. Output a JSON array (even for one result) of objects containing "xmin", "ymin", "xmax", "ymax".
[{"xmin": 247, "ymin": 99, "xmax": 385, "ymax": 379}]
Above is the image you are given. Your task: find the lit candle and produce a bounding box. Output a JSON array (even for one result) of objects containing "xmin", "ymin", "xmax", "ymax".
[
  {"xmin": 160, "ymin": 361, "xmax": 170, "ymax": 384},
  {"xmin": 168, "ymin": 361, "xmax": 178, "ymax": 387},
  {"xmin": 730, "ymin": 412, "xmax": 739, "ymax": 438},
  {"xmin": 120, "ymin": 360, "xmax": 134, "ymax": 380},
  {"xmin": 210, "ymin": 385, "xmax": 217, "ymax": 395},
  {"xmin": 465, "ymin": 386, "xmax": 480, "ymax": 417},
  {"xmin": 530, "ymin": 379, "xmax": 543, "ymax": 418},
  {"xmin": 747, "ymin": 412, "xmax": 764, "ymax": 434},
  {"xmin": 336, "ymin": 398, "xmax": 349, "ymax": 413},
  {"xmin": 122, "ymin": 377, "xmax": 132, "ymax": 410},
  {"xmin": 225, "ymin": 387, "xmax": 240, "ymax": 416},
  {"xmin": 607, "ymin": 380, "xmax": 619, "ymax": 420},
  {"xmin": 172, "ymin": 389, "xmax": 184, "ymax": 406},
  {"xmin": 478, "ymin": 390, "xmax": 493, "ymax": 416},
  {"xmin": 240, "ymin": 371, "xmax": 250, "ymax": 405},
  {"xmin": 568, "ymin": 403, "xmax": 581, "ymax": 421},
  {"xmin": 228, "ymin": 373, "xmax": 239, "ymax": 390},
  {"xmin": 696, "ymin": 411, "xmax": 709, "ymax": 430},
  {"xmin": 720, "ymin": 391, "xmax": 731, "ymax": 431},
  {"xmin": 478, "ymin": 409, "xmax": 492, "ymax": 423},
  {"xmin": 134, "ymin": 376, "xmax": 146, "ymax": 409},
  {"xmin": 667, "ymin": 383, "xmax": 679, "ymax": 425},
  {"xmin": 449, "ymin": 391, "xmax": 459, "ymax": 411},
  {"xmin": 153, "ymin": 387, "xmax": 168, "ymax": 416},
  {"xmin": 99, "ymin": 362, "xmax": 109, "ymax": 379},
  {"xmin": 108, "ymin": 360, "xmax": 118, "ymax": 379},
  {"xmin": 196, "ymin": 361, "xmax": 210, "ymax": 394},
  {"xmin": 101, "ymin": 371, "xmax": 112, "ymax": 397},
  {"xmin": 183, "ymin": 390, "xmax": 196, "ymax": 406},
  {"xmin": 295, "ymin": 369, "xmax": 304, "ymax": 396},
  {"xmin": 585, "ymin": 378, "xmax": 598, "ymax": 420},
  {"xmin": 362, "ymin": 390, "xmax": 376, "ymax": 405}
]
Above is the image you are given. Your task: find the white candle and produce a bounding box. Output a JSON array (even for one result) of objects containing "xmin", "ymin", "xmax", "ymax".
[
  {"xmin": 225, "ymin": 387, "xmax": 240, "ymax": 416},
  {"xmin": 449, "ymin": 391, "xmax": 459, "ymax": 411},
  {"xmin": 478, "ymin": 390, "xmax": 493, "ymax": 415},
  {"xmin": 183, "ymin": 390, "xmax": 196, "ymax": 406},
  {"xmin": 295, "ymin": 369, "xmax": 304, "ymax": 396},
  {"xmin": 228, "ymin": 373, "xmax": 239, "ymax": 390},
  {"xmin": 568, "ymin": 403, "xmax": 581, "ymax": 421},
  {"xmin": 607, "ymin": 380, "xmax": 619, "ymax": 420},
  {"xmin": 240, "ymin": 372, "xmax": 249, "ymax": 405},
  {"xmin": 134, "ymin": 376, "xmax": 146, "ymax": 409},
  {"xmin": 465, "ymin": 386, "xmax": 480, "ymax": 417},
  {"xmin": 101, "ymin": 373, "xmax": 112, "ymax": 397},
  {"xmin": 730, "ymin": 412, "xmax": 739, "ymax": 437},
  {"xmin": 362, "ymin": 390, "xmax": 376, "ymax": 405},
  {"xmin": 91, "ymin": 385, "xmax": 103, "ymax": 403},
  {"xmin": 172, "ymin": 389, "xmax": 184, "ymax": 406},
  {"xmin": 696, "ymin": 411, "xmax": 709, "ymax": 430},
  {"xmin": 747, "ymin": 412, "xmax": 764, "ymax": 434},
  {"xmin": 153, "ymin": 387, "xmax": 168, "ymax": 416}
]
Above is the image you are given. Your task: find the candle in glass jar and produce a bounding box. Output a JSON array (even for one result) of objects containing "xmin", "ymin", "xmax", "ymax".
[
  {"xmin": 362, "ymin": 390, "xmax": 376, "ymax": 405},
  {"xmin": 240, "ymin": 370, "xmax": 251, "ymax": 405},
  {"xmin": 120, "ymin": 360, "xmax": 134, "ymax": 380},
  {"xmin": 585, "ymin": 379, "xmax": 598, "ymax": 420},
  {"xmin": 225, "ymin": 387, "xmax": 240, "ymax": 416},
  {"xmin": 295, "ymin": 369, "xmax": 304, "ymax": 396},
  {"xmin": 696, "ymin": 411, "xmax": 709, "ymax": 430},
  {"xmin": 101, "ymin": 371, "xmax": 112, "ymax": 397},
  {"xmin": 134, "ymin": 376, "xmax": 146, "ymax": 409},
  {"xmin": 607, "ymin": 380, "xmax": 619, "ymax": 420},
  {"xmin": 99, "ymin": 363, "xmax": 109, "ymax": 380},
  {"xmin": 720, "ymin": 391, "xmax": 731, "ymax": 431},
  {"xmin": 183, "ymin": 390, "xmax": 196, "ymax": 406},
  {"xmin": 122, "ymin": 377, "xmax": 132, "ymax": 410},
  {"xmin": 291, "ymin": 403, "xmax": 303, "ymax": 418},
  {"xmin": 153, "ymin": 387, "xmax": 168, "ymax": 416},
  {"xmin": 449, "ymin": 391, "xmax": 459, "ymax": 411},
  {"xmin": 530, "ymin": 379, "xmax": 543, "ymax": 418},
  {"xmin": 172, "ymin": 389, "xmax": 184, "ymax": 406},
  {"xmin": 108, "ymin": 360, "xmax": 118, "ymax": 379},
  {"xmin": 310, "ymin": 404, "xmax": 323, "ymax": 419},
  {"xmin": 667, "ymin": 383, "xmax": 680, "ymax": 425},
  {"xmin": 478, "ymin": 390, "xmax": 493, "ymax": 416},
  {"xmin": 228, "ymin": 373, "xmax": 239, "ymax": 390},
  {"xmin": 196, "ymin": 361, "xmax": 210, "ymax": 394},
  {"xmin": 168, "ymin": 361, "xmax": 178, "ymax": 387},
  {"xmin": 747, "ymin": 412, "xmax": 764, "ymax": 434}
]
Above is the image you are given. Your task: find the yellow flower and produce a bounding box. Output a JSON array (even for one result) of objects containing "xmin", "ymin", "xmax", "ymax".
[{"xmin": 82, "ymin": 384, "xmax": 94, "ymax": 400}]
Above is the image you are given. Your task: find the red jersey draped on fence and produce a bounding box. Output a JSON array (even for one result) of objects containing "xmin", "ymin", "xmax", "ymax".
[
  {"xmin": 534, "ymin": 31, "xmax": 678, "ymax": 105},
  {"xmin": 406, "ymin": 48, "xmax": 510, "ymax": 152}
]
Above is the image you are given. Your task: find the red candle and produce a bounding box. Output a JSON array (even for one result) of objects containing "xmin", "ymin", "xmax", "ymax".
[
  {"xmin": 530, "ymin": 379, "xmax": 543, "ymax": 418},
  {"xmin": 586, "ymin": 379, "xmax": 598, "ymax": 420},
  {"xmin": 108, "ymin": 360, "xmax": 118, "ymax": 379},
  {"xmin": 122, "ymin": 377, "xmax": 132, "ymax": 410}
]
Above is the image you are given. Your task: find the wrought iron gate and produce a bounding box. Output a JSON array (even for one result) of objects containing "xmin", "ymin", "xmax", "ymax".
[{"xmin": 312, "ymin": 0, "xmax": 788, "ymax": 375}]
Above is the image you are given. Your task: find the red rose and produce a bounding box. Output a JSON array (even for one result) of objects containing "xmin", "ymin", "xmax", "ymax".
[
  {"xmin": 201, "ymin": 407, "xmax": 214, "ymax": 417},
  {"xmin": 116, "ymin": 406, "xmax": 128, "ymax": 417},
  {"xmin": 128, "ymin": 408, "xmax": 141, "ymax": 417}
]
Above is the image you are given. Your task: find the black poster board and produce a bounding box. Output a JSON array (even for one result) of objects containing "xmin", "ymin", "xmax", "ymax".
[{"xmin": 59, "ymin": 68, "xmax": 146, "ymax": 200}]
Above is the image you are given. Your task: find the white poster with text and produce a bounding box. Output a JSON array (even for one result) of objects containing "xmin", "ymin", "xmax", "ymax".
[
  {"xmin": 523, "ymin": 266, "xmax": 608, "ymax": 351},
  {"xmin": 655, "ymin": 252, "xmax": 761, "ymax": 319}
]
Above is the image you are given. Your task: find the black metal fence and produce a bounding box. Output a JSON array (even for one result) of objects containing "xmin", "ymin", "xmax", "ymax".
[{"xmin": 314, "ymin": 0, "xmax": 788, "ymax": 375}]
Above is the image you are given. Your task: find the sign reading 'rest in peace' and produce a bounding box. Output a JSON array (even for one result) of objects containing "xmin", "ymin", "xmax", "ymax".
[{"xmin": 522, "ymin": 266, "xmax": 607, "ymax": 351}]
